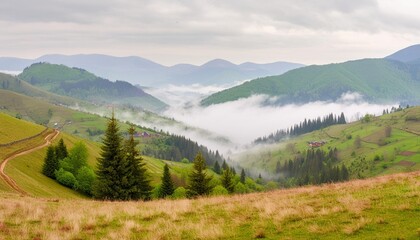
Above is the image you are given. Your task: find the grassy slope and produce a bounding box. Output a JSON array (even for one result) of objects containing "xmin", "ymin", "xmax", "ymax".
[
  {"xmin": 18, "ymin": 63, "xmax": 167, "ymax": 112},
  {"xmin": 236, "ymin": 106, "xmax": 420, "ymax": 178},
  {"xmin": 202, "ymin": 59, "xmax": 420, "ymax": 105},
  {"xmin": 0, "ymin": 171, "xmax": 418, "ymax": 239},
  {"xmin": 0, "ymin": 89, "xmax": 154, "ymax": 141},
  {"xmin": 0, "ymin": 112, "xmax": 45, "ymax": 144}
]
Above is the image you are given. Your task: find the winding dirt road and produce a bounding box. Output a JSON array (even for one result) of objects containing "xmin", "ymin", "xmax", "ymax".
[{"xmin": 0, "ymin": 129, "xmax": 59, "ymax": 196}]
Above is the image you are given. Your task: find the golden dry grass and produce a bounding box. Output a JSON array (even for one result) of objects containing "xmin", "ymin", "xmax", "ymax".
[{"xmin": 0, "ymin": 171, "xmax": 419, "ymax": 239}]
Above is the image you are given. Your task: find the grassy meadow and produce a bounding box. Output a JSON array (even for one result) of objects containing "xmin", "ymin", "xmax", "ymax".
[{"xmin": 0, "ymin": 171, "xmax": 418, "ymax": 239}]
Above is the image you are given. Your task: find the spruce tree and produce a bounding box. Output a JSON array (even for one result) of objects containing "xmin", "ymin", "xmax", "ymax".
[
  {"xmin": 187, "ymin": 152, "xmax": 213, "ymax": 198},
  {"xmin": 275, "ymin": 160, "xmax": 281, "ymax": 174},
  {"xmin": 55, "ymin": 138, "xmax": 68, "ymax": 161},
  {"xmin": 240, "ymin": 168, "xmax": 246, "ymax": 183},
  {"xmin": 42, "ymin": 145, "xmax": 58, "ymax": 179},
  {"xmin": 124, "ymin": 125, "xmax": 152, "ymax": 200},
  {"xmin": 222, "ymin": 160, "xmax": 228, "ymax": 170},
  {"xmin": 92, "ymin": 112, "xmax": 132, "ymax": 200},
  {"xmin": 220, "ymin": 167, "xmax": 234, "ymax": 193},
  {"xmin": 160, "ymin": 164, "xmax": 174, "ymax": 198},
  {"xmin": 213, "ymin": 161, "xmax": 221, "ymax": 174}
]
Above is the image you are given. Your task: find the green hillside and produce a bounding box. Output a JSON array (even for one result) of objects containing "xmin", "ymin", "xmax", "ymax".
[
  {"xmin": 18, "ymin": 63, "xmax": 167, "ymax": 112},
  {"xmin": 202, "ymin": 59, "xmax": 420, "ymax": 106},
  {"xmin": 0, "ymin": 113, "xmax": 218, "ymax": 198},
  {"xmin": 235, "ymin": 106, "xmax": 420, "ymax": 180},
  {"xmin": 0, "ymin": 72, "xmax": 85, "ymax": 107},
  {"xmin": 0, "ymin": 112, "xmax": 46, "ymax": 144}
]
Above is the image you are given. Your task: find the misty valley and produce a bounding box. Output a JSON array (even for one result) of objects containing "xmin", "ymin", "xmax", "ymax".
[{"xmin": 1, "ymin": 43, "xmax": 420, "ymax": 239}]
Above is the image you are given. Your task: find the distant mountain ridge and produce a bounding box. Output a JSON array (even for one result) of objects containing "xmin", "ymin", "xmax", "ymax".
[
  {"xmin": 202, "ymin": 45, "xmax": 420, "ymax": 106},
  {"xmin": 0, "ymin": 55, "xmax": 304, "ymax": 87},
  {"xmin": 18, "ymin": 63, "xmax": 167, "ymax": 112},
  {"xmin": 386, "ymin": 44, "xmax": 420, "ymax": 63}
]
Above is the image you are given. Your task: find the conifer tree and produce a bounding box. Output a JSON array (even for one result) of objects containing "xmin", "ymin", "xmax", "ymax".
[
  {"xmin": 160, "ymin": 164, "xmax": 174, "ymax": 198},
  {"xmin": 222, "ymin": 160, "xmax": 228, "ymax": 170},
  {"xmin": 42, "ymin": 145, "xmax": 58, "ymax": 179},
  {"xmin": 125, "ymin": 125, "xmax": 152, "ymax": 200},
  {"xmin": 213, "ymin": 161, "xmax": 221, "ymax": 174},
  {"xmin": 221, "ymin": 167, "xmax": 234, "ymax": 193},
  {"xmin": 240, "ymin": 168, "xmax": 246, "ymax": 183},
  {"xmin": 187, "ymin": 152, "xmax": 213, "ymax": 197},
  {"xmin": 92, "ymin": 112, "xmax": 132, "ymax": 200},
  {"xmin": 55, "ymin": 138, "xmax": 68, "ymax": 161}
]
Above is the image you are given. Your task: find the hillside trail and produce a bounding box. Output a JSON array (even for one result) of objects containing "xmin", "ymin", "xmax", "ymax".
[{"xmin": 0, "ymin": 129, "xmax": 59, "ymax": 196}]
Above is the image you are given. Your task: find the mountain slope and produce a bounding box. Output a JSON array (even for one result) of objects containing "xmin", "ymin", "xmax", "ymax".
[
  {"xmin": 0, "ymin": 54, "xmax": 304, "ymax": 87},
  {"xmin": 386, "ymin": 44, "xmax": 420, "ymax": 63},
  {"xmin": 202, "ymin": 58, "xmax": 420, "ymax": 106},
  {"xmin": 18, "ymin": 63, "xmax": 167, "ymax": 112},
  {"xmin": 235, "ymin": 106, "xmax": 420, "ymax": 179}
]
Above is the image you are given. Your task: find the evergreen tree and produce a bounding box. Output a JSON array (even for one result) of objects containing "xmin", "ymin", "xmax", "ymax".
[
  {"xmin": 92, "ymin": 112, "xmax": 132, "ymax": 200},
  {"xmin": 55, "ymin": 138, "xmax": 68, "ymax": 161},
  {"xmin": 42, "ymin": 145, "xmax": 58, "ymax": 179},
  {"xmin": 220, "ymin": 167, "xmax": 235, "ymax": 193},
  {"xmin": 187, "ymin": 152, "xmax": 213, "ymax": 198},
  {"xmin": 222, "ymin": 160, "xmax": 228, "ymax": 170},
  {"xmin": 160, "ymin": 164, "xmax": 174, "ymax": 198},
  {"xmin": 240, "ymin": 169, "xmax": 246, "ymax": 183},
  {"xmin": 231, "ymin": 167, "xmax": 236, "ymax": 175},
  {"xmin": 213, "ymin": 161, "xmax": 221, "ymax": 174},
  {"xmin": 124, "ymin": 125, "xmax": 152, "ymax": 200}
]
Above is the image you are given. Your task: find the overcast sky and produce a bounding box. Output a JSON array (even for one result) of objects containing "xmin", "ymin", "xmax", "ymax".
[{"xmin": 1, "ymin": 0, "xmax": 420, "ymax": 65}]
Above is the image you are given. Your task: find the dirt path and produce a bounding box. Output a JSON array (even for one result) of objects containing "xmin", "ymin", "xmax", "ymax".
[{"xmin": 0, "ymin": 129, "xmax": 59, "ymax": 196}]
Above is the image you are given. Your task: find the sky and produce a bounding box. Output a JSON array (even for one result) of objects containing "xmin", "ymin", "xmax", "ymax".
[{"xmin": 1, "ymin": 0, "xmax": 420, "ymax": 66}]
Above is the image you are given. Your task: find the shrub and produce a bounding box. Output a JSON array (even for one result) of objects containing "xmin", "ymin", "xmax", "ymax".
[
  {"xmin": 234, "ymin": 182, "xmax": 248, "ymax": 194},
  {"xmin": 181, "ymin": 158, "xmax": 189, "ymax": 164},
  {"xmin": 55, "ymin": 168, "xmax": 77, "ymax": 188},
  {"xmin": 171, "ymin": 187, "xmax": 187, "ymax": 199},
  {"xmin": 75, "ymin": 166, "xmax": 95, "ymax": 195},
  {"xmin": 211, "ymin": 185, "xmax": 229, "ymax": 196}
]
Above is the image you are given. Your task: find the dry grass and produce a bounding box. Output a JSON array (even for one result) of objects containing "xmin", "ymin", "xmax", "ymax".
[{"xmin": 0, "ymin": 171, "xmax": 419, "ymax": 239}]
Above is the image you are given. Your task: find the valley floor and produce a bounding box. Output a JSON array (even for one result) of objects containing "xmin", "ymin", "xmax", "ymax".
[{"xmin": 0, "ymin": 171, "xmax": 419, "ymax": 239}]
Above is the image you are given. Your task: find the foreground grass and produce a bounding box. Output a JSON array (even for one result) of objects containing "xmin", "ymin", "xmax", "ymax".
[{"xmin": 0, "ymin": 171, "xmax": 418, "ymax": 239}]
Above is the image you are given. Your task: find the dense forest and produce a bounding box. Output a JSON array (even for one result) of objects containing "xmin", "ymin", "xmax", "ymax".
[
  {"xmin": 255, "ymin": 112, "xmax": 346, "ymax": 144},
  {"xmin": 277, "ymin": 148, "xmax": 349, "ymax": 187},
  {"xmin": 141, "ymin": 134, "xmax": 225, "ymax": 166}
]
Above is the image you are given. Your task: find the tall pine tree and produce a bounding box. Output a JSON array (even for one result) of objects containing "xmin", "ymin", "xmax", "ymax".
[
  {"xmin": 240, "ymin": 169, "xmax": 246, "ymax": 183},
  {"xmin": 160, "ymin": 164, "xmax": 174, "ymax": 198},
  {"xmin": 55, "ymin": 138, "xmax": 68, "ymax": 161},
  {"xmin": 42, "ymin": 145, "xmax": 58, "ymax": 179},
  {"xmin": 220, "ymin": 167, "xmax": 234, "ymax": 193},
  {"xmin": 124, "ymin": 125, "xmax": 152, "ymax": 200},
  {"xmin": 187, "ymin": 152, "xmax": 213, "ymax": 198},
  {"xmin": 93, "ymin": 112, "xmax": 132, "ymax": 201}
]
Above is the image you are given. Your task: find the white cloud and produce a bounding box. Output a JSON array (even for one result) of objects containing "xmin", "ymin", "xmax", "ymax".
[{"xmin": 163, "ymin": 94, "xmax": 395, "ymax": 151}]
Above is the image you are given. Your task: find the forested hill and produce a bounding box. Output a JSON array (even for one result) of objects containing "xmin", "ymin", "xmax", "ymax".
[
  {"xmin": 18, "ymin": 63, "xmax": 167, "ymax": 112},
  {"xmin": 201, "ymin": 58, "xmax": 420, "ymax": 106}
]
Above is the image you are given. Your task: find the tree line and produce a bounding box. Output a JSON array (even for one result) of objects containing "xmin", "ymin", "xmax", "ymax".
[
  {"xmin": 142, "ymin": 134, "xmax": 225, "ymax": 167},
  {"xmin": 276, "ymin": 148, "xmax": 349, "ymax": 187},
  {"xmin": 255, "ymin": 112, "xmax": 346, "ymax": 144}
]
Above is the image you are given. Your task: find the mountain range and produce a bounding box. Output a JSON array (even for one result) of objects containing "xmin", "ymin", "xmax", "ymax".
[
  {"xmin": 202, "ymin": 45, "xmax": 420, "ymax": 106},
  {"xmin": 0, "ymin": 55, "xmax": 304, "ymax": 87}
]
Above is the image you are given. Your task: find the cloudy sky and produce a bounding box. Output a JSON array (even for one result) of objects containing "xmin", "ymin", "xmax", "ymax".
[{"xmin": 1, "ymin": 0, "xmax": 420, "ymax": 65}]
